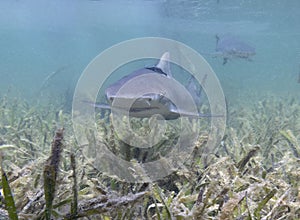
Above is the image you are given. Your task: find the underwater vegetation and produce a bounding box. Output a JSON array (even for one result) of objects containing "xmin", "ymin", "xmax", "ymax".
[{"xmin": 0, "ymin": 92, "xmax": 300, "ymax": 219}]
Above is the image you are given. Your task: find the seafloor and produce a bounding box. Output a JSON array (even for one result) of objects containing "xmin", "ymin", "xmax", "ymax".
[{"xmin": 0, "ymin": 91, "xmax": 299, "ymax": 220}]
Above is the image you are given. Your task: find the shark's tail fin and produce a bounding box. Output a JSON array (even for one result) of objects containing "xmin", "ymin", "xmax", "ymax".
[
  {"xmin": 186, "ymin": 74, "xmax": 208, "ymax": 108},
  {"xmin": 215, "ymin": 34, "xmax": 220, "ymax": 48}
]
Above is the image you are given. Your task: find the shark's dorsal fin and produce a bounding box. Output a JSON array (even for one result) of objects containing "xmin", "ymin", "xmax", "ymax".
[{"xmin": 156, "ymin": 52, "xmax": 172, "ymax": 77}]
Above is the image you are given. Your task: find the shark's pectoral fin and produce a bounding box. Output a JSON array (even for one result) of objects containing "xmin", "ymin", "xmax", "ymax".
[
  {"xmin": 171, "ymin": 108, "xmax": 223, "ymax": 119},
  {"xmin": 197, "ymin": 113, "xmax": 224, "ymax": 118},
  {"xmin": 82, "ymin": 100, "xmax": 111, "ymax": 110}
]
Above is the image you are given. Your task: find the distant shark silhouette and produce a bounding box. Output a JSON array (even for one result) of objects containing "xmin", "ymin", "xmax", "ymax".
[
  {"xmin": 214, "ymin": 34, "xmax": 256, "ymax": 65},
  {"xmin": 86, "ymin": 52, "xmax": 218, "ymax": 120}
]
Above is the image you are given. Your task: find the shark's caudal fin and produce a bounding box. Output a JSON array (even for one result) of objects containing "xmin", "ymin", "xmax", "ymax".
[
  {"xmin": 186, "ymin": 74, "xmax": 208, "ymax": 108},
  {"xmin": 223, "ymin": 58, "xmax": 228, "ymax": 65},
  {"xmin": 156, "ymin": 52, "xmax": 172, "ymax": 77},
  {"xmin": 215, "ymin": 35, "xmax": 220, "ymax": 48}
]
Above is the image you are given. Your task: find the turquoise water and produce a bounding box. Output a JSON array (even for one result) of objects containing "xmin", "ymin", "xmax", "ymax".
[
  {"xmin": 0, "ymin": 0, "xmax": 299, "ymax": 105},
  {"xmin": 1, "ymin": 2, "xmax": 300, "ymax": 218}
]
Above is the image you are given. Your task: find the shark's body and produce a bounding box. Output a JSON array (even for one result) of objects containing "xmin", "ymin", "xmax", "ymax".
[
  {"xmin": 215, "ymin": 34, "xmax": 256, "ymax": 65},
  {"xmin": 89, "ymin": 52, "xmax": 211, "ymax": 120}
]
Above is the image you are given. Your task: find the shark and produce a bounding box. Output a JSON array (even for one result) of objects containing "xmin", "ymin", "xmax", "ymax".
[
  {"xmin": 87, "ymin": 52, "xmax": 213, "ymax": 120},
  {"xmin": 214, "ymin": 34, "xmax": 256, "ymax": 65}
]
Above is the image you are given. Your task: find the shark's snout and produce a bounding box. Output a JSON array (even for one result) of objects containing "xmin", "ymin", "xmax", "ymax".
[{"xmin": 107, "ymin": 93, "xmax": 160, "ymax": 106}]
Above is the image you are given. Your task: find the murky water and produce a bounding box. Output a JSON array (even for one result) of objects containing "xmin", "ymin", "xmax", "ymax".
[
  {"xmin": 0, "ymin": 1, "xmax": 300, "ymax": 218},
  {"xmin": 1, "ymin": 0, "xmax": 299, "ymax": 104}
]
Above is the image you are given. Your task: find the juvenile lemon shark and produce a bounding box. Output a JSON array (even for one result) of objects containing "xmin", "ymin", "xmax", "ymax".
[
  {"xmin": 214, "ymin": 34, "xmax": 256, "ymax": 65},
  {"xmin": 87, "ymin": 52, "xmax": 214, "ymax": 120}
]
